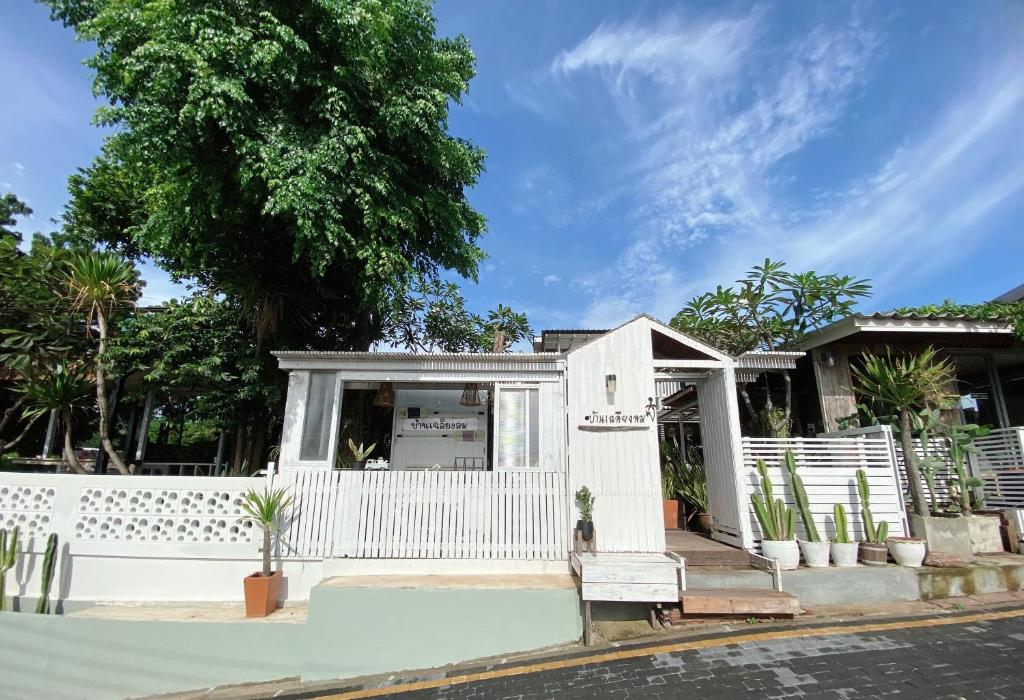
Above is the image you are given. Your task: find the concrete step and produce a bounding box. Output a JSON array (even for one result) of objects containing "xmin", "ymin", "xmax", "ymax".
[{"xmin": 681, "ymin": 588, "xmax": 802, "ymax": 616}]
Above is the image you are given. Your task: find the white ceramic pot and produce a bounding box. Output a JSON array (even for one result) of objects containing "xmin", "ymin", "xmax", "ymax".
[
  {"xmin": 799, "ymin": 539, "xmax": 831, "ymax": 568},
  {"xmin": 761, "ymin": 539, "xmax": 800, "ymax": 570},
  {"xmin": 888, "ymin": 537, "xmax": 927, "ymax": 567},
  {"xmin": 830, "ymin": 541, "xmax": 860, "ymax": 567}
]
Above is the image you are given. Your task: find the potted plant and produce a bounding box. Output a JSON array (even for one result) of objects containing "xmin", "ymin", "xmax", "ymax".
[
  {"xmin": 887, "ymin": 536, "xmax": 927, "ymax": 567},
  {"xmin": 946, "ymin": 424, "xmax": 1003, "ymax": 553},
  {"xmin": 345, "ymin": 439, "xmax": 376, "ymax": 470},
  {"xmin": 856, "ymin": 469, "xmax": 890, "ymax": 565},
  {"xmin": 750, "ymin": 458, "xmax": 799, "ymax": 570},
  {"xmin": 784, "ymin": 451, "xmax": 830, "ymax": 567},
  {"xmin": 830, "ymin": 504, "xmax": 859, "ymax": 567},
  {"xmin": 660, "ymin": 443, "xmax": 681, "ymax": 529},
  {"xmin": 575, "ymin": 486, "xmax": 595, "ymax": 541},
  {"xmin": 240, "ymin": 486, "xmax": 293, "ymax": 618},
  {"xmin": 678, "ymin": 446, "xmax": 711, "ymax": 532}
]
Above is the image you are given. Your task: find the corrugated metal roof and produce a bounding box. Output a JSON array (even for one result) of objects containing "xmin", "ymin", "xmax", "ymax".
[{"xmin": 857, "ymin": 312, "xmax": 1010, "ymax": 322}]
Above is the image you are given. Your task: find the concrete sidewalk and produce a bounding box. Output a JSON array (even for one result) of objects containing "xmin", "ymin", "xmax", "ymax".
[{"xmin": 142, "ymin": 597, "xmax": 1024, "ymax": 700}]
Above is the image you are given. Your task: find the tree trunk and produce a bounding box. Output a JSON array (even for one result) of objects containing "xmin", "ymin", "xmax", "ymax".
[
  {"xmin": 244, "ymin": 411, "xmax": 270, "ymax": 475},
  {"xmin": 0, "ymin": 412, "xmax": 42, "ymax": 452},
  {"xmin": 95, "ymin": 312, "xmax": 131, "ymax": 474},
  {"xmin": 781, "ymin": 369, "xmax": 792, "ymax": 425},
  {"xmin": 739, "ymin": 385, "xmax": 756, "ymax": 418},
  {"xmin": 0, "ymin": 396, "xmax": 26, "ymax": 436},
  {"xmin": 261, "ymin": 524, "xmax": 272, "ymax": 577},
  {"xmin": 899, "ymin": 409, "xmax": 929, "ymax": 517},
  {"xmin": 231, "ymin": 410, "xmax": 251, "ymax": 475},
  {"xmin": 62, "ymin": 411, "xmax": 87, "ymax": 474}
]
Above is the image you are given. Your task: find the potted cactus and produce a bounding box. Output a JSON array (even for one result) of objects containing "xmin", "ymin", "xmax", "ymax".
[
  {"xmin": 0, "ymin": 527, "xmax": 19, "ymax": 611},
  {"xmin": 830, "ymin": 505, "xmax": 859, "ymax": 567},
  {"xmin": 784, "ymin": 451, "xmax": 830, "ymax": 567},
  {"xmin": 750, "ymin": 458, "xmax": 799, "ymax": 569},
  {"xmin": 856, "ymin": 469, "xmax": 890, "ymax": 565},
  {"xmin": 240, "ymin": 486, "xmax": 293, "ymax": 618}
]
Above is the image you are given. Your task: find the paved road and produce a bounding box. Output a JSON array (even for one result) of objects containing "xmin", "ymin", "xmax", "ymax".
[{"xmin": 310, "ymin": 608, "xmax": 1024, "ymax": 700}]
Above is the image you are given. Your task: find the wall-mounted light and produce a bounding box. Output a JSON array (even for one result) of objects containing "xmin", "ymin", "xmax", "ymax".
[
  {"xmin": 605, "ymin": 373, "xmax": 617, "ymax": 394},
  {"xmin": 821, "ymin": 350, "xmax": 835, "ymax": 368}
]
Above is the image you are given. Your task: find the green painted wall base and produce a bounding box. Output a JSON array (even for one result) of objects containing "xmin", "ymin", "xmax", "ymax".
[{"xmin": 0, "ymin": 583, "xmax": 582, "ymax": 700}]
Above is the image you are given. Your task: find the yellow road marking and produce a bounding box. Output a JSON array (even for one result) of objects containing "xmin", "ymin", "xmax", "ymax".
[{"xmin": 319, "ymin": 607, "xmax": 1024, "ymax": 699}]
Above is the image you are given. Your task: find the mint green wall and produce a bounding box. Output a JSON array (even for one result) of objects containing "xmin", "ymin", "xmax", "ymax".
[{"xmin": 0, "ymin": 585, "xmax": 582, "ymax": 699}]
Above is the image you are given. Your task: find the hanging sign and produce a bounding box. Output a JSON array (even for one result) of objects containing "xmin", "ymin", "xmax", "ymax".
[{"xmin": 401, "ymin": 416, "xmax": 478, "ymax": 433}]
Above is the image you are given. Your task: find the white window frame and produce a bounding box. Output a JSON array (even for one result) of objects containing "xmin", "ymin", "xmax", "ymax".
[
  {"xmin": 493, "ymin": 383, "xmax": 541, "ymax": 470},
  {"xmin": 281, "ymin": 370, "xmax": 345, "ymax": 470}
]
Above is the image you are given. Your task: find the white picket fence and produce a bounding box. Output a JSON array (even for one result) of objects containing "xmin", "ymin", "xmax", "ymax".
[
  {"xmin": 742, "ymin": 434, "xmax": 909, "ymax": 541},
  {"xmin": 273, "ymin": 469, "xmax": 571, "ymax": 560}
]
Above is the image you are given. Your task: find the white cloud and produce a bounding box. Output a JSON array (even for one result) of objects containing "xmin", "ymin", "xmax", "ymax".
[
  {"xmin": 12, "ymin": 162, "xmax": 26, "ymax": 175},
  {"xmin": 542, "ymin": 274, "xmax": 562, "ymax": 286},
  {"xmin": 556, "ymin": 8, "xmax": 1023, "ymax": 328}
]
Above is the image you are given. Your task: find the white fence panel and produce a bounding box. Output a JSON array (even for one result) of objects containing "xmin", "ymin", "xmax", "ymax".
[
  {"xmin": 741, "ymin": 436, "xmax": 908, "ymax": 543},
  {"xmin": 975, "ymin": 427, "xmax": 1024, "ymax": 472},
  {"xmin": 321, "ymin": 470, "xmax": 568, "ymax": 560}
]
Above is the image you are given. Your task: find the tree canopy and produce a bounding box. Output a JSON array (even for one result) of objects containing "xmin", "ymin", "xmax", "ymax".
[{"xmin": 47, "ymin": 0, "xmax": 489, "ymax": 351}]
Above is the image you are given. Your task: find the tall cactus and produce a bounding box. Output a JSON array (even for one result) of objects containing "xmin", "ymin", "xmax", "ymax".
[
  {"xmin": 833, "ymin": 504, "xmax": 851, "ymax": 544},
  {"xmin": 36, "ymin": 533, "xmax": 58, "ymax": 615},
  {"xmin": 856, "ymin": 469, "xmax": 889, "ymax": 545},
  {"xmin": 750, "ymin": 459, "xmax": 796, "ymax": 541},
  {"xmin": 0, "ymin": 527, "xmax": 19, "ymax": 611},
  {"xmin": 783, "ymin": 450, "xmax": 820, "ymax": 542}
]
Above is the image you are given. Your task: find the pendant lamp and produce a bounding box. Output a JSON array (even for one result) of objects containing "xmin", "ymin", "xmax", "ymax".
[
  {"xmin": 373, "ymin": 381, "xmax": 395, "ymax": 408},
  {"xmin": 459, "ymin": 382, "xmax": 481, "ymax": 407}
]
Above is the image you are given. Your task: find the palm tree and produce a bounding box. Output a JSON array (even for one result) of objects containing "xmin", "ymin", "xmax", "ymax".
[
  {"xmin": 66, "ymin": 252, "xmax": 140, "ymax": 474},
  {"xmin": 17, "ymin": 363, "xmax": 94, "ymax": 474},
  {"xmin": 850, "ymin": 348, "xmax": 956, "ymax": 517}
]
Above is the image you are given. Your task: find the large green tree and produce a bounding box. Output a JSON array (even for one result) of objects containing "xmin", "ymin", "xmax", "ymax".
[
  {"xmin": 671, "ymin": 259, "xmax": 871, "ymax": 435},
  {"xmin": 48, "ymin": 0, "xmax": 487, "ymax": 352}
]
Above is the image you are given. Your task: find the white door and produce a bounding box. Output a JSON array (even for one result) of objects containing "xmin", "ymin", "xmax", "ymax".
[{"xmin": 695, "ymin": 367, "xmax": 751, "ymax": 548}]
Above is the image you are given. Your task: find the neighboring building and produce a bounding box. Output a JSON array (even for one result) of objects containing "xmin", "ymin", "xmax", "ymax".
[
  {"xmin": 995, "ymin": 283, "xmax": 1024, "ymax": 303},
  {"xmin": 795, "ymin": 312, "xmax": 1024, "ymax": 433}
]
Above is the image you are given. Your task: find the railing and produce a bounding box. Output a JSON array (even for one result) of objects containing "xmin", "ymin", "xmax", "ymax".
[
  {"xmin": 273, "ymin": 469, "xmax": 570, "ymax": 560},
  {"xmin": 742, "ymin": 433, "xmax": 908, "ymax": 541},
  {"xmin": 975, "ymin": 427, "xmax": 1024, "ymax": 472}
]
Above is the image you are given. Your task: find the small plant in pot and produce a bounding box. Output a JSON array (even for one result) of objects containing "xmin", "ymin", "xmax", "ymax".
[
  {"xmin": 856, "ymin": 469, "xmax": 889, "ymax": 565},
  {"xmin": 784, "ymin": 451, "xmax": 830, "ymax": 567},
  {"xmin": 575, "ymin": 486, "xmax": 595, "ymax": 541},
  {"xmin": 345, "ymin": 439, "xmax": 377, "ymax": 470},
  {"xmin": 240, "ymin": 486, "xmax": 293, "ymax": 618},
  {"xmin": 830, "ymin": 505, "xmax": 859, "ymax": 567},
  {"xmin": 750, "ymin": 459, "xmax": 799, "ymax": 570}
]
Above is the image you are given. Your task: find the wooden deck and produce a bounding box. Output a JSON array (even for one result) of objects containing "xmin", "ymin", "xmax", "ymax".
[{"xmin": 665, "ymin": 530, "xmax": 751, "ymax": 567}]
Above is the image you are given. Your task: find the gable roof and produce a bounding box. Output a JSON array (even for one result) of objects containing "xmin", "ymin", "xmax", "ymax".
[{"xmin": 564, "ymin": 314, "xmax": 734, "ymax": 364}]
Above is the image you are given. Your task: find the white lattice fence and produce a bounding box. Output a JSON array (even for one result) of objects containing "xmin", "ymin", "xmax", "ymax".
[
  {"xmin": 742, "ymin": 436, "xmax": 908, "ymax": 541},
  {"xmin": 327, "ymin": 469, "xmax": 570, "ymax": 560}
]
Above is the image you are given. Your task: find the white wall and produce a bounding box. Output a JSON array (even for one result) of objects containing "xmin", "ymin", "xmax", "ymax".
[
  {"xmin": 565, "ymin": 319, "xmax": 664, "ymax": 553},
  {"xmin": 0, "ymin": 473, "xmax": 323, "ymax": 603}
]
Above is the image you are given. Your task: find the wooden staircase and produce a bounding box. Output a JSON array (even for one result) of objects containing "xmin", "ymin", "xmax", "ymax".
[{"xmin": 666, "ymin": 530, "xmax": 802, "ymax": 617}]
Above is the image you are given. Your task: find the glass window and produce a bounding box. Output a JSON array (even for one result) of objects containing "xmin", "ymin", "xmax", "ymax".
[
  {"xmin": 300, "ymin": 372, "xmax": 337, "ymax": 461},
  {"xmin": 952, "ymin": 354, "xmax": 1002, "ymax": 427},
  {"xmin": 497, "ymin": 387, "xmax": 539, "ymax": 468}
]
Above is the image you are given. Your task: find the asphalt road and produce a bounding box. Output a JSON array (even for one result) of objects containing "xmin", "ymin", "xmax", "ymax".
[{"xmin": 306, "ymin": 607, "xmax": 1024, "ymax": 700}]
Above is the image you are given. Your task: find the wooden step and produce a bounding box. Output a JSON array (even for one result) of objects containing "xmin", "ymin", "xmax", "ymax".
[{"xmin": 681, "ymin": 588, "xmax": 802, "ymax": 616}]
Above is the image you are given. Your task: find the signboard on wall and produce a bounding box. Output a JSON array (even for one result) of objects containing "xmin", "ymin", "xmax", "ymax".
[
  {"xmin": 578, "ymin": 409, "xmax": 652, "ymax": 432},
  {"xmin": 400, "ymin": 417, "xmax": 479, "ymax": 433}
]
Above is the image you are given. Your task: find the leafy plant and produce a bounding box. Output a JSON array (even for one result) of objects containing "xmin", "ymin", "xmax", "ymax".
[
  {"xmin": 750, "ymin": 459, "xmax": 796, "ymax": 541},
  {"xmin": 17, "ymin": 362, "xmax": 95, "ymax": 474},
  {"xmin": 660, "ymin": 441, "xmax": 709, "ymax": 512},
  {"xmin": 575, "ymin": 486, "xmax": 595, "ymax": 524},
  {"xmin": 850, "ymin": 348, "xmax": 956, "ymax": 517},
  {"xmin": 944, "ymin": 423, "xmax": 990, "ymax": 516},
  {"xmin": 857, "ymin": 469, "xmax": 889, "ymax": 545},
  {"xmin": 892, "ymin": 299, "xmax": 1024, "ymax": 340},
  {"xmin": 0, "ymin": 527, "xmax": 19, "ymax": 611},
  {"xmin": 347, "ymin": 439, "xmax": 377, "ymax": 462},
  {"xmin": 240, "ymin": 487, "xmax": 294, "ymax": 578}
]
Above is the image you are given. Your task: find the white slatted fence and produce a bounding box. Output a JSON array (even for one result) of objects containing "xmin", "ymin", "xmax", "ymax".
[
  {"xmin": 975, "ymin": 427, "xmax": 1024, "ymax": 472},
  {"xmin": 741, "ymin": 436, "xmax": 908, "ymax": 542},
  {"xmin": 276, "ymin": 469, "xmax": 570, "ymax": 560}
]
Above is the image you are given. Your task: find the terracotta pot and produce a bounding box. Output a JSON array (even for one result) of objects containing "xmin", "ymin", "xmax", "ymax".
[
  {"xmin": 761, "ymin": 539, "xmax": 800, "ymax": 570},
  {"xmin": 697, "ymin": 512, "xmax": 713, "ymax": 532},
  {"xmin": 859, "ymin": 542, "xmax": 888, "ymax": 566},
  {"xmin": 244, "ymin": 570, "xmax": 283, "ymax": 618},
  {"xmin": 662, "ymin": 499, "xmax": 680, "ymax": 529},
  {"xmin": 888, "ymin": 537, "xmax": 927, "ymax": 568}
]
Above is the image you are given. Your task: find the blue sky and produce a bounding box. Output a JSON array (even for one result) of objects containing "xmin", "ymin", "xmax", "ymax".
[{"xmin": 2, "ymin": 1, "xmax": 1022, "ymax": 332}]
